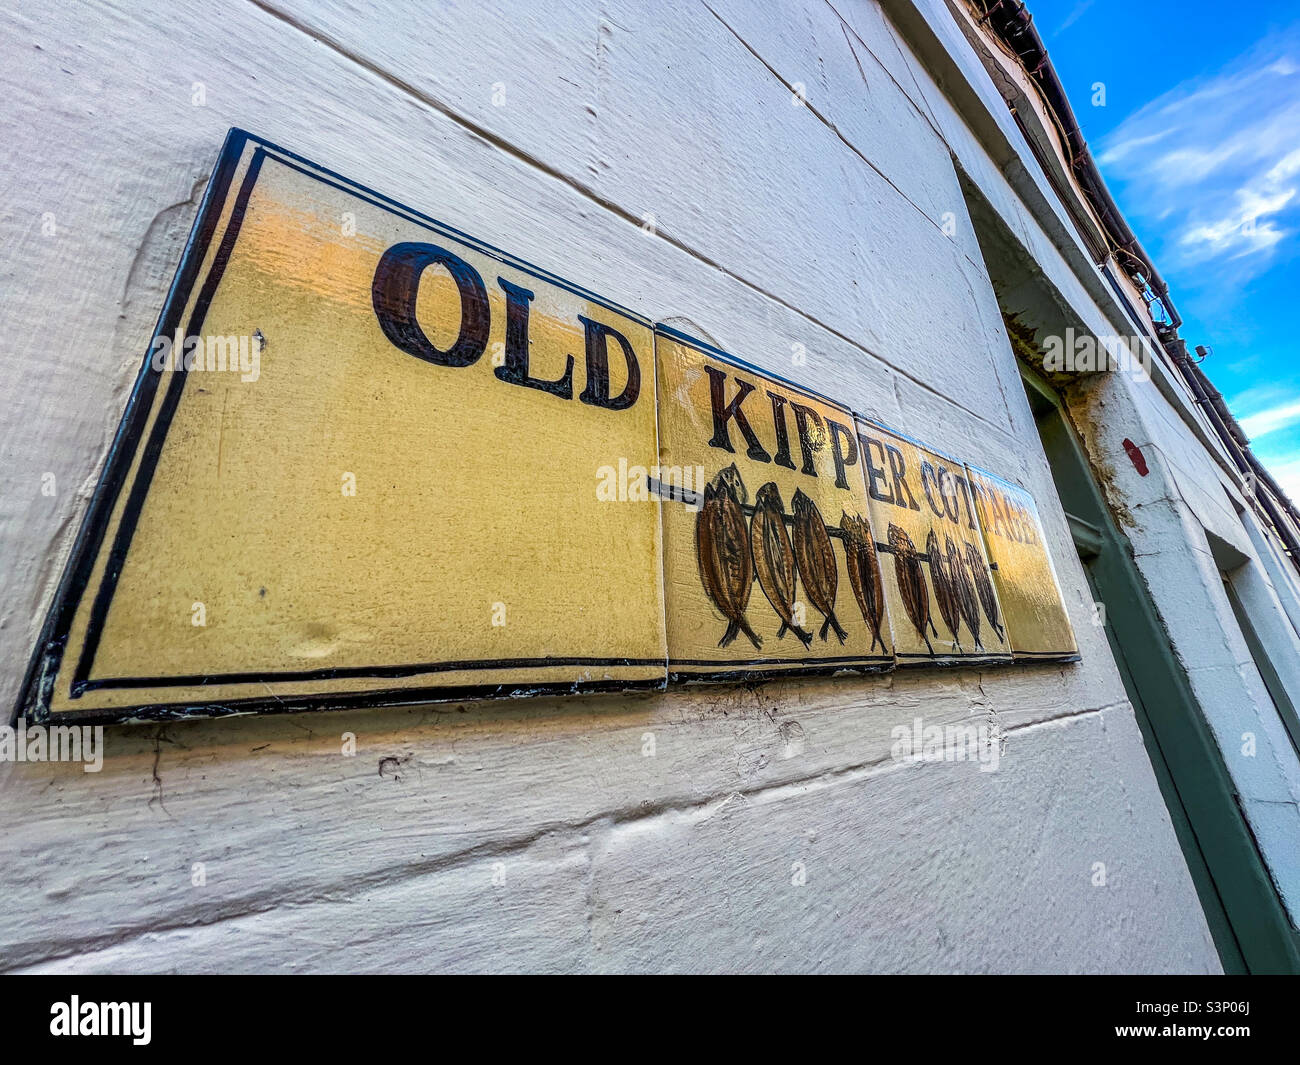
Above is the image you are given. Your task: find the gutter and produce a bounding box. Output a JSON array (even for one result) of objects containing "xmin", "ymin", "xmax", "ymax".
[
  {"xmin": 970, "ymin": 0, "xmax": 1181, "ymax": 328},
  {"xmin": 966, "ymin": 0, "xmax": 1300, "ymax": 570},
  {"xmin": 881, "ymin": 0, "xmax": 1300, "ymax": 568}
]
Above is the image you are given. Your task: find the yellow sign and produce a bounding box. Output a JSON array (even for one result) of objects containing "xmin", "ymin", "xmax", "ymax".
[
  {"xmin": 17, "ymin": 129, "xmax": 1081, "ymax": 723},
  {"xmin": 656, "ymin": 329, "xmax": 892, "ymax": 677},
  {"xmin": 964, "ymin": 466, "xmax": 1079, "ymax": 660},
  {"xmin": 23, "ymin": 129, "xmax": 666, "ymax": 721},
  {"xmin": 856, "ymin": 420, "xmax": 1012, "ymax": 665}
]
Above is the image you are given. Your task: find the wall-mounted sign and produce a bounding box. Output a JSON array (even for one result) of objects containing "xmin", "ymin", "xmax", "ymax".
[
  {"xmin": 656, "ymin": 328, "xmax": 893, "ymax": 679},
  {"xmin": 16, "ymin": 129, "xmax": 1079, "ymax": 724},
  {"xmin": 965, "ymin": 466, "xmax": 1079, "ymax": 660},
  {"xmin": 18, "ymin": 129, "xmax": 667, "ymax": 723}
]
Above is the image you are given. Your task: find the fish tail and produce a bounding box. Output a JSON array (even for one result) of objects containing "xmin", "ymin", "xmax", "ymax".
[
  {"xmin": 740, "ymin": 617, "xmax": 763, "ymax": 650},
  {"xmin": 828, "ymin": 612, "xmax": 848, "ymax": 644},
  {"xmin": 928, "ymin": 616, "xmax": 939, "ymax": 637},
  {"xmin": 793, "ymin": 625, "xmax": 814, "ymax": 649},
  {"xmin": 776, "ymin": 620, "xmax": 789, "ymax": 639},
  {"xmin": 924, "ymin": 633, "xmax": 936, "ymax": 656},
  {"xmin": 719, "ymin": 619, "xmax": 739, "ymax": 648}
]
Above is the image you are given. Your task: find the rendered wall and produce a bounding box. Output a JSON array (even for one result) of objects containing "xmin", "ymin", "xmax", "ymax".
[{"xmin": 0, "ymin": 0, "xmax": 1221, "ymax": 972}]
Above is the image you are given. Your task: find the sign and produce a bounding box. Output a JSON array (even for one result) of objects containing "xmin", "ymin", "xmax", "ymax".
[
  {"xmin": 16, "ymin": 129, "xmax": 1080, "ymax": 724},
  {"xmin": 656, "ymin": 328, "xmax": 893, "ymax": 678},
  {"xmin": 856, "ymin": 421, "xmax": 1012, "ymax": 665},
  {"xmin": 964, "ymin": 466, "xmax": 1079, "ymax": 659},
  {"xmin": 20, "ymin": 129, "xmax": 667, "ymax": 722}
]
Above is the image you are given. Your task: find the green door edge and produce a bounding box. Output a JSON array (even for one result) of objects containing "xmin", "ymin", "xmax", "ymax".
[{"xmin": 1021, "ymin": 363, "xmax": 1300, "ymax": 975}]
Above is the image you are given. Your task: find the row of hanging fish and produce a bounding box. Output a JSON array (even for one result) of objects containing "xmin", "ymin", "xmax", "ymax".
[
  {"xmin": 695, "ymin": 464, "xmax": 885, "ymax": 651},
  {"xmin": 696, "ymin": 464, "xmax": 1003, "ymax": 657},
  {"xmin": 888, "ymin": 524, "xmax": 1005, "ymax": 655}
]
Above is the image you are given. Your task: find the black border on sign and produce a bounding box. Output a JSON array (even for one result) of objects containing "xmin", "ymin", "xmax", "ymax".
[{"xmin": 14, "ymin": 128, "xmax": 667, "ymax": 725}]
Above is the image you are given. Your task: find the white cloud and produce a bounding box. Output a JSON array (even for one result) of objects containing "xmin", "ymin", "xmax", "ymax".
[
  {"xmin": 1055, "ymin": 0, "xmax": 1096, "ymax": 35},
  {"xmin": 1098, "ymin": 28, "xmax": 1300, "ymax": 276},
  {"xmin": 1179, "ymin": 189, "xmax": 1292, "ymax": 260},
  {"xmin": 1096, "ymin": 130, "xmax": 1168, "ymax": 167},
  {"xmin": 1256, "ymin": 455, "xmax": 1300, "ymax": 503},
  {"xmin": 1239, "ymin": 399, "xmax": 1300, "ymax": 440}
]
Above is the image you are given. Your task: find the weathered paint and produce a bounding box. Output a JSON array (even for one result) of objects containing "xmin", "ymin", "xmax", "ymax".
[{"xmin": 966, "ymin": 465, "xmax": 1078, "ymax": 659}]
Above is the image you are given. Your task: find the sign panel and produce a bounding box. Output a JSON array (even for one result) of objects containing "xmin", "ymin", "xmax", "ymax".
[
  {"xmin": 656, "ymin": 328, "xmax": 893, "ymax": 678},
  {"xmin": 17, "ymin": 129, "xmax": 1083, "ymax": 723},
  {"xmin": 964, "ymin": 466, "xmax": 1079, "ymax": 660},
  {"xmin": 855, "ymin": 420, "xmax": 1012, "ymax": 666},
  {"xmin": 21, "ymin": 129, "xmax": 667, "ymax": 721}
]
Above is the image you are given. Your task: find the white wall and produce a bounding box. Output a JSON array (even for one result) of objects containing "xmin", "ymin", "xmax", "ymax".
[
  {"xmin": 1069, "ymin": 369, "xmax": 1300, "ymax": 923},
  {"xmin": 0, "ymin": 0, "xmax": 1220, "ymax": 972}
]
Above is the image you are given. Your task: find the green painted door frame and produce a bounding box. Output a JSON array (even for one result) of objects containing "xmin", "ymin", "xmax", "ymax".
[{"xmin": 1021, "ymin": 365, "xmax": 1300, "ymax": 974}]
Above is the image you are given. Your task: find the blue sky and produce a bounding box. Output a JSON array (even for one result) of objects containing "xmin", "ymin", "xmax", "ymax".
[{"xmin": 1037, "ymin": 0, "xmax": 1300, "ymax": 499}]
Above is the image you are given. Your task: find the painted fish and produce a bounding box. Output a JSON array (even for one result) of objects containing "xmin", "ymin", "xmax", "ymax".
[
  {"xmin": 964, "ymin": 540, "xmax": 1006, "ymax": 644},
  {"xmin": 927, "ymin": 528, "xmax": 963, "ymax": 652},
  {"xmin": 696, "ymin": 464, "xmax": 761, "ymax": 649},
  {"xmin": 751, "ymin": 482, "xmax": 813, "ymax": 649},
  {"xmin": 889, "ymin": 523, "xmax": 935, "ymax": 655},
  {"xmin": 791, "ymin": 489, "xmax": 847, "ymax": 643},
  {"xmin": 841, "ymin": 511, "xmax": 886, "ymax": 653},
  {"xmin": 948, "ymin": 536, "xmax": 983, "ymax": 651}
]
